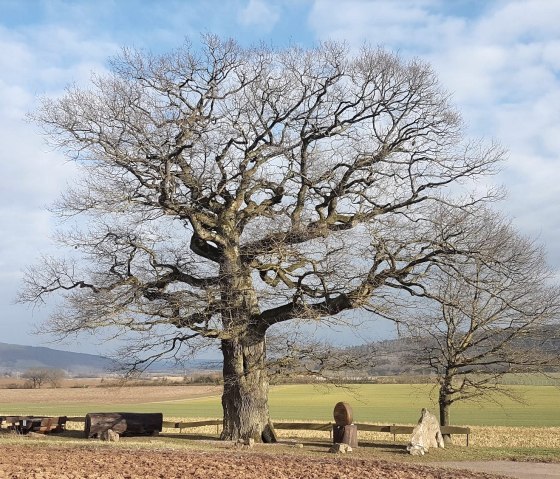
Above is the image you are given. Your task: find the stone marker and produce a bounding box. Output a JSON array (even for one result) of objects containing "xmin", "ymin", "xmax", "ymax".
[
  {"xmin": 333, "ymin": 424, "xmax": 358, "ymax": 448},
  {"xmin": 235, "ymin": 438, "xmax": 255, "ymax": 448},
  {"xmin": 332, "ymin": 402, "xmax": 358, "ymax": 448},
  {"xmin": 407, "ymin": 408, "xmax": 444, "ymax": 456},
  {"xmin": 100, "ymin": 429, "xmax": 119, "ymax": 442},
  {"xmin": 329, "ymin": 443, "xmax": 353, "ymax": 454}
]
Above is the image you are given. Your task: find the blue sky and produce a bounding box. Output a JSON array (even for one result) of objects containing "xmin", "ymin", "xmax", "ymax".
[{"xmin": 1, "ymin": 0, "xmax": 559, "ymax": 354}]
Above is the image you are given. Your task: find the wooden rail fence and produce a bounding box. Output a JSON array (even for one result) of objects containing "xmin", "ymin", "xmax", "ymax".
[
  {"xmin": 60, "ymin": 417, "xmax": 470, "ymax": 445},
  {"xmin": 2, "ymin": 416, "xmax": 470, "ymax": 445}
]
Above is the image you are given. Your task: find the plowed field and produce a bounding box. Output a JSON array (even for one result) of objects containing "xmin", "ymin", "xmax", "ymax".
[{"xmin": 0, "ymin": 444, "xmax": 503, "ymax": 479}]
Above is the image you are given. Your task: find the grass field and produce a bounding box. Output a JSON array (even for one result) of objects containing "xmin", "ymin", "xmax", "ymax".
[
  {"xmin": 266, "ymin": 384, "xmax": 560, "ymax": 427},
  {"xmin": 1, "ymin": 383, "xmax": 559, "ymax": 453},
  {"xmin": 0, "ymin": 383, "xmax": 558, "ymax": 427}
]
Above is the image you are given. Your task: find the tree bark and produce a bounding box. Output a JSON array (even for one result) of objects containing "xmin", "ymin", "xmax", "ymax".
[
  {"xmin": 439, "ymin": 399, "xmax": 450, "ymax": 427},
  {"xmin": 217, "ymin": 239, "xmax": 277, "ymax": 443},
  {"xmin": 438, "ymin": 388, "xmax": 453, "ymax": 444},
  {"xmin": 220, "ymin": 334, "xmax": 276, "ymax": 443}
]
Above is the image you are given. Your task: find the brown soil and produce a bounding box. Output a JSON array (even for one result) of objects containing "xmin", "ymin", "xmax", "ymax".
[
  {"xmin": 0, "ymin": 385, "xmax": 221, "ymax": 405},
  {"xmin": 0, "ymin": 444, "xmax": 504, "ymax": 479}
]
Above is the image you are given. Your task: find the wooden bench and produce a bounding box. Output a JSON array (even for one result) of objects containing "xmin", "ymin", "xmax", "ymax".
[{"xmin": 0, "ymin": 416, "xmax": 67, "ymax": 434}]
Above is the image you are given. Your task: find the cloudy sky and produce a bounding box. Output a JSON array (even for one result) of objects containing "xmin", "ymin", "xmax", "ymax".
[{"xmin": 1, "ymin": 0, "xmax": 559, "ymax": 354}]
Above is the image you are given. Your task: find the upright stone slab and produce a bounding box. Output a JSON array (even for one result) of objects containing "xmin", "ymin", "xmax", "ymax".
[
  {"xmin": 332, "ymin": 424, "xmax": 358, "ymax": 448},
  {"xmin": 407, "ymin": 408, "xmax": 445, "ymax": 456},
  {"xmin": 332, "ymin": 402, "xmax": 357, "ymax": 448}
]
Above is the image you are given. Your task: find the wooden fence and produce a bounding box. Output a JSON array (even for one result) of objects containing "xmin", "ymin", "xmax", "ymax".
[{"xmin": 62, "ymin": 417, "xmax": 470, "ymax": 445}]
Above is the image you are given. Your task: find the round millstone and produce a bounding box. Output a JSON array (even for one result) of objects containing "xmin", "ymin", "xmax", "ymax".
[{"xmin": 333, "ymin": 401, "xmax": 353, "ymax": 426}]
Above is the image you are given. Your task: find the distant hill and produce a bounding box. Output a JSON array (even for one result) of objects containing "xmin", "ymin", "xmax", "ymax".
[
  {"xmin": 344, "ymin": 325, "xmax": 560, "ymax": 376},
  {"xmin": 0, "ymin": 342, "xmax": 115, "ymax": 375}
]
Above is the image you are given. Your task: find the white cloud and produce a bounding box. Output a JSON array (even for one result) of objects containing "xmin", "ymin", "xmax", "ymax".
[
  {"xmin": 308, "ymin": 0, "xmax": 560, "ymax": 271},
  {"xmin": 238, "ymin": 0, "xmax": 281, "ymax": 31},
  {"xmin": 308, "ymin": 0, "xmax": 462, "ymax": 53},
  {"xmin": 0, "ymin": 18, "xmax": 114, "ymax": 351},
  {"xmin": 475, "ymin": 0, "xmax": 560, "ymax": 42}
]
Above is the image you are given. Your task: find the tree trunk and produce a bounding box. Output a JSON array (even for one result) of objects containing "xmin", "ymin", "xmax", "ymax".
[
  {"xmin": 220, "ymin": 334, "xmax": 276, "ymax": 443},
  {"xmin": 439, "ymin": 389, "xmax": 453, "ymax": 445},
  {"xmin": 218, "ymin": 241, "xmax": 277, "ymax": 443},
  {"xmin": 439, "ymin": 400, "xmax": 450, "ymax": 427}
]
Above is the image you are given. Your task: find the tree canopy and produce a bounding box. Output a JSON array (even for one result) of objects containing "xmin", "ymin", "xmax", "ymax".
[{"xmin": 21, "ymin": 36, "xmax": 504, "ymax": 440}]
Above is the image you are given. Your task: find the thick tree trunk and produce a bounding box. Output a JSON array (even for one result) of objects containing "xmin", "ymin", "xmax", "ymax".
[
  {"xmin": 217, "ymin": 240, "xmax": 276, "ymax": 442},
  {"xmin": 220, "ymin": 334, "xmax": 276, "ymax": 442},
  {"xmin": 439, "ymin": 388, "xmax": 452, "ymax": 445}
]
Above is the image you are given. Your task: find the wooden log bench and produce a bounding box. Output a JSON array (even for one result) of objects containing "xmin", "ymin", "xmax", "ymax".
[
  {"xmin": 0, "ymin": 416, "xmax": 66, "ymax": 434},
  {"xmin": 85, "ymin": 412, "xmax": 163, "ymax": 438}
]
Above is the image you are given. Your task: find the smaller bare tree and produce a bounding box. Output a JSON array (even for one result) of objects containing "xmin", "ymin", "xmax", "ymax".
[
  {"xmin": 22, "ymin": 368, "xmax": 66, "ymax": 388},
  {"xmin": 22, "ymin": 368, "xmax": 50, "ymax": 389},
  {"xmin": 401, "ymin": 212, "xmax": 560, "ymax": 435}
]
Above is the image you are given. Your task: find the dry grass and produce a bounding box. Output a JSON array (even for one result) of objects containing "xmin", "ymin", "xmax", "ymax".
[
  {"xmin": 468, "ymin": 426, "xmax": 560, "ymax": 449},
  {"xmin": 6, "ymin": 421, "xmax": 560, "ymax": 466},
  {"xmin": 152, "ymin": 418, "xmax": 560, "ymax": 449}
]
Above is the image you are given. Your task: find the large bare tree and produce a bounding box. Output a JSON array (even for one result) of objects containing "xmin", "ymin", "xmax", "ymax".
[
  {"xmin": 401, "ymin": 212, "xmax": 560, "ymax": 432},
  {"xmin": 20, "ymin": 36, "xmax": 503, "ymax": 441}
]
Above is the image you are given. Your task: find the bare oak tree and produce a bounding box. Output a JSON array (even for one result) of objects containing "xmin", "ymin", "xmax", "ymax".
[
  {"xmin": 401, "ymin": 212, "xmax": 560, "ymax": 431},
  {"xmin": 20, "ymin": 36, "xmax": 503, "ymax": 441}
]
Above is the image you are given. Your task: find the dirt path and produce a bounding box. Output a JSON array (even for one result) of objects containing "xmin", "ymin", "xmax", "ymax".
[
  {"xmin": 436, "ymin": 461, "xmax": 560, "ymax": 479},
  {"xmin": 0, "ymin": 444, "xmax": 506, "ymax": 479}
]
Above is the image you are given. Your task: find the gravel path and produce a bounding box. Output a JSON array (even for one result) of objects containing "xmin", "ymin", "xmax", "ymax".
[{"xmin": 436, "ymin": 461, "xmax": 560, "ymax": 479}]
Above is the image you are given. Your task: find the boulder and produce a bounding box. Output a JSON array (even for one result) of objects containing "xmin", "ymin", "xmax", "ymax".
[
  {"xmin": 332, "ymin": 424, "xmax": 358, "ymax": 448},
  {"xmin": 329, "ymin": 443, "xmax": 353, "ymax": 454},
  {"xmin": 100, "ymin": 429, "xmax": 119, "ymax": 442},
  {"xmin": 406, "ymin": 408, "xmax": 444, "ymax": 455},
  {"xmin": 235, "ymin": 437, "xmax": 255, "ymax": 448}
]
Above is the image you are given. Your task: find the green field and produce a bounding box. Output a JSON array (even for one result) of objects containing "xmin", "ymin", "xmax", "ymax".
[
  {"xmin": 179, "ymin": 384, "xmax": 559, "ymax": 427},
  {"xmin": 1, "ymin": 384, "xmax": 558, "ymax": 427},
  {"xmin": 267, "ymin": 384, "xmax": 560, "ymax": 426}
]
